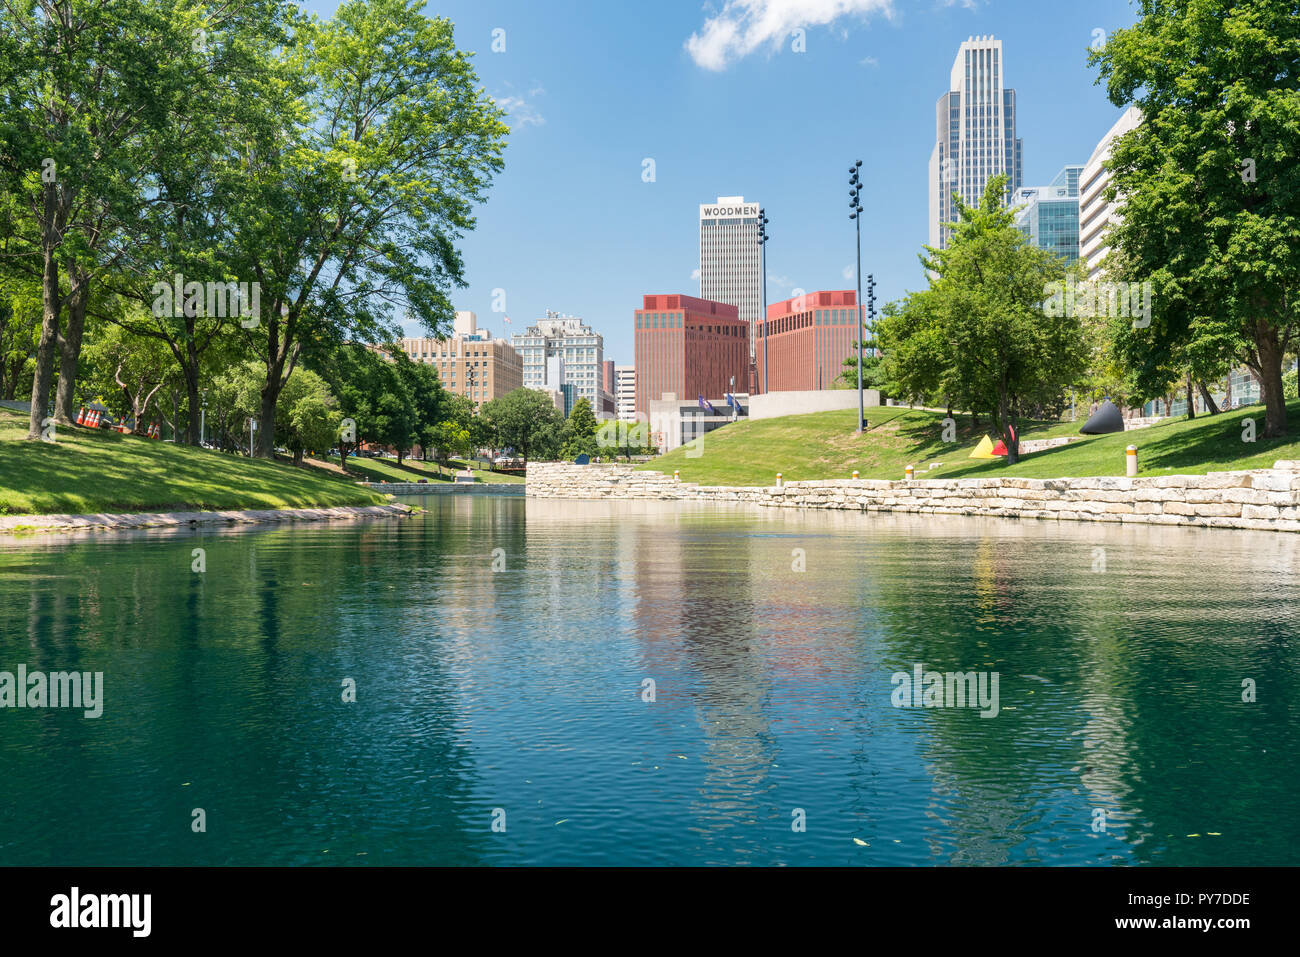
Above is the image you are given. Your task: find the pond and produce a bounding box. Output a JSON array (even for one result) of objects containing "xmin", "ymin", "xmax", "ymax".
[{"xmin": 1, "ymin": 495, "xmax": 1296, "ymax": 865}]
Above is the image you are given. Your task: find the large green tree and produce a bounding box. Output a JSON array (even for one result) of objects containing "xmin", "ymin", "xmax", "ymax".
[
  {"xmin": 480, "ymin": 388, "xmax": 564, "ymax": 462},
  {"xmin": 1091, "ymin": 0, "xmax": 1300, "ymax": 437},
  {"xmin": 228, "ymin": 0, "xmax": 507, "ymax": 457},
  {"xmin": 898, "ymin": 175, "xmax": 1087, "ymax": 462}
]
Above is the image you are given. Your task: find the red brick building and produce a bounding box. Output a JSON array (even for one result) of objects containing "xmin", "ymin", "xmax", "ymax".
[
  {"xmin": 755, "ymin": 290, "xmax": 860, "ymax": 393},
  {"xmin": 634, "ymin": 294, "xmax": 748, "ymax": 416}
]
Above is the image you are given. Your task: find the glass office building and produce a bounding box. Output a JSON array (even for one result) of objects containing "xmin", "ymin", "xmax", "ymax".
[{"xmin": 1013, "ymin": 165, "xmax": 1084, "ymax": 262}]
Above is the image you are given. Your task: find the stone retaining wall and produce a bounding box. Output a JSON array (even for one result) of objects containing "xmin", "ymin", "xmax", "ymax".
[
  {"xmin": 362, "ymin": 482, "xmax": 525, "ymax": 495},
  {"xmin": 526, "ymin": 461, "xmax": 1300, "ymax": 533}
]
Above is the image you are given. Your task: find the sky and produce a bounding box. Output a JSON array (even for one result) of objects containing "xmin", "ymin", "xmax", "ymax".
[{"xmin": 304, "ymin": 0, "xmax": 1142, "ymax": 365}]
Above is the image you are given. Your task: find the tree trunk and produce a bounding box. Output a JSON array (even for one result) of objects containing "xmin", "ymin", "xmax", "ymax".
[
  {"xmin": 257, "ymin": 383, "xmax": 278, "ymax": 458},
  {"xmin": 1255, "ymin": 323, "xmax": 1287, "ymax": 438},
  {"xmin": 1196, "ymin": 380, "xmax": 1221, "ymax": 415},
  {"xmin": 1184, "ymin": 373, "xmax": 1196, "ymax": 419},
  {"xmin": 28, "ymin": 242, "xmax": 60, "ymax": 440},
  {"xmin": 54, "ymin": 269, "xmax": 90, "ymax": 425}
]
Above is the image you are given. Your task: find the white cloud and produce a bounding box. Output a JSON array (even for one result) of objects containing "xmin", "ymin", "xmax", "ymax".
[
  {"xmin": 685, "ymin": 0, "xmax": 895, "ymax": 71},
  {"xmin": 495, "ymin": 95, "xmax": 545, "ymax": 127},
  {"xmin": 860, "ymin": 55, "xmax": 878, "ymax": 67},
  {"xmin": 842, "ymin": 264, "xmax": 855, "ymax": 280},
  {"xmin": 691, "ymin": 267, "xmax": 702, "ymax": 281}
]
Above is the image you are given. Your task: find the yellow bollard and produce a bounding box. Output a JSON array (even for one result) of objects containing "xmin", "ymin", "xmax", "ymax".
[
  {"xmin": 1126, "ymin": 445, "xmax": 1138, "ymax": 477},
  {"xmin": 905, "ymin": 465, "xmax": 915, "ymax": 480},
  {"xmin": 673, "ymin": 469, "xmax": 680, "ymax": 482},
  {"xmin": 852, "ymin": 470, "xmax": 860, "ymax": 480}
]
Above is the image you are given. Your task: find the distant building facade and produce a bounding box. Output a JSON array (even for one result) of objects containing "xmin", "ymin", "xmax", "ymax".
[
  {"xmin": 1013, "ymin": 165, "xmax": 1084, "ymax": 262},
  {"xmin": 511, "ymin": 312, "xmax": 604, "ymax": 415},
  {"xmin": 400, "ymin": 310, "xmax": 522, "ymax": 408},
  {"xmin": 615, "ymin": 365, "xmax": 636, "ymax": 421},
  {"xmin": 755, "ymin": 290, "xmax": 860, "ymax": 393},
  {"xmin": 699, "ymin": 196, "xmax": 761, "ymax": 384},
  {"xmin": 1079, "ymin": 106, "xmax": 1143, "ymax": 280},
  {"xmin": 634, "ymin": 294, "xmax": 748, "ymax": 417},
  {"xmin": 930, "ymin": 35, "xmax": 1023, "ymax": 250}
]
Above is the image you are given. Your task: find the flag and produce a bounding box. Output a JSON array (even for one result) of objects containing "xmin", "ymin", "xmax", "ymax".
[
  {"xmin": 698, "ymin": 395, "xmax": 718, "ymax": 415},
  {"xmin": 503, "ymin": 316, "xmax": 511, "ymax": 324}
]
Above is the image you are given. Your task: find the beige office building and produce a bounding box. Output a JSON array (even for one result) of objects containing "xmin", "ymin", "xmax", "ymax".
[
  {"xmin": 1079, "ymin": 106, "xmax": 1143, "ymax": 280},
  {"xmin": 400, "ymin": 311, "xmax": 523, "ymax": 407}
]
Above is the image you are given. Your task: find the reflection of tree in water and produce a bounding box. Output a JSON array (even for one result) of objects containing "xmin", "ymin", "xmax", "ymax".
[
  {"xmin": 0, "ymin": 520, "xmax": 489, "ymax": 865},
  {"xmin": 876, "ymin": 532, "xmax": 1130, "ymax": 864}
]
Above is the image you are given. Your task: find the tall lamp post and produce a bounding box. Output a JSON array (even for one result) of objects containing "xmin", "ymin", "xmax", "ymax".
[
  {"xmin": 849, "ymin": 160, "xmax": 865, "ymax": 432},
  {"xmin": 757, "ymin": 208, "xmax": 770, "ymax": 394}
]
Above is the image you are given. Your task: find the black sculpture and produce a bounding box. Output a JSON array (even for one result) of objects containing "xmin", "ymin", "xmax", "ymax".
[{"xmin": 1080, "ymin": 399, "xmax": 1125, "ymax": 435}]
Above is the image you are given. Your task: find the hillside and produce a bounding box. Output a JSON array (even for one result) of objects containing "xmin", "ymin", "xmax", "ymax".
[
  {"xmin": 639, "ymin": 399, "xmax": 1300, "ymax": 486},
  {"xmin": 0, "ymin": 408, "xmax": 388, "ymax": 516}
]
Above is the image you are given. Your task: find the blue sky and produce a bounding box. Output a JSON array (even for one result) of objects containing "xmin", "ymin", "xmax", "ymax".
[{"xmin": 306, "ymin": 0, "xmax": 1141, "ymax": 364}]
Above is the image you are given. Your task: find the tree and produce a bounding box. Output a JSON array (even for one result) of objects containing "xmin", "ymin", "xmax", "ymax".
[
  {"xmin": 277, "ymin": 368, "xmax": 340, "ymax": 465},
  {"xmin": 1090, "ymin": 0, "xmax": 1300, "ymax": 437},
  {"xmin": 80, "ymin": 319, "xmax": 171, "ymax": 433},
  {"xmin": 228, "ymin": 0, "xmax": 507, "ymax": 457},
  {"xmin": 479, "ymin": 388, "xmax": 564, "ymax": 462},
  {"xmin": 0, "ymin": 271, "xmax": 37, "ymax": 400},
  {"xmin": 904, "ymin": 175, "xmax": 1087, "ymax": 463},
  {"xmin": 560, "ymin": 397, "xmax": 599, "ymax": 459},
  {"xmin": 836, "ymin": 327, "xmax": 888, "ymax": 392},
  {"xmin": 0, "ymin": 0, "xmax": 266, "ymax": 439}
]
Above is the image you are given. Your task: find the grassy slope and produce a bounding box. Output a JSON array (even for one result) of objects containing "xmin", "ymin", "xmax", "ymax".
[
  {"xmin": 640, "ymin": 399, "xmax": 1300, "ymax": 486},
  {"xmin": 0, "ymin": 408, "xmax": 388, "ymax": 515},
  {"xmin": 318, "ymin": 455, "xmax": 525, "ymax": 485}
]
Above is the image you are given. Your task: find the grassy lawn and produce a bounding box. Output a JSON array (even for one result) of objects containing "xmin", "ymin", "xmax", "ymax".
[
  {"xmin": 640, "ymin": 399, "xmax": 1300, "ymax": 486},
  {"xmin": 319, "ymin": 455, "xmax": 525, "ymax": 485},
  {"xmin": 0, "ymin": 408, "xmax": 388, "ymax": 516}
]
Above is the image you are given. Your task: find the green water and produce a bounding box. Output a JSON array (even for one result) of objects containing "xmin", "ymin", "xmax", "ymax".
[{"xmin": 1, "ymin": 495, "xmax": 1297, "ymax": 865}]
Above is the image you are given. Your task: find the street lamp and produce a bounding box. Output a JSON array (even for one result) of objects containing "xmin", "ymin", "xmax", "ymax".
[
  {"xmin": 757, "ymin": 208, "xmax": 770, "ymax": 394},
  {"xmin": 866, "ymin": 273, "xmax": 877, "ymax": 354},
  {"xmin": 849, "ymin": 160, "xmax": 866, "ymax": 432}
]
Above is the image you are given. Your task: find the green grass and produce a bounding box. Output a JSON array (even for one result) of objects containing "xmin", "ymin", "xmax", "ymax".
[
  {"xmin": 319, "ymin": 455, "xmax": 525, "ymax": 485},
  {"xmin": 0, "ymin": 408, "xmax": 388, "ymax": 516},
  {"xmin": 640, "ymin": 399, "xmax": 1300, "ymax": 486}
]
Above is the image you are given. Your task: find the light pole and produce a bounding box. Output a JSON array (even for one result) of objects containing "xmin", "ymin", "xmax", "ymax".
[
  {"xmin": 200, "ymin": 391, "xmax": 207, "ymax": 447},
  {"xmin": 757, "ymin": 209, "xmax": 770, "ymax": 394},
  {"xmin": 849, "ymin": 160, "xmax": 865, "ymax": 432},
  {"xmin": 866, "ymin": 272, "xmax": 877, "ymax": 355}
]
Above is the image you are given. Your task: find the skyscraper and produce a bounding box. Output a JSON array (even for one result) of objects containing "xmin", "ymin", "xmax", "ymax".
[
  {"xmin": 699, "ymin": 196, "xmax": 761, "ymax": 386},
  {"xmin": 929, "ymin": 36, "xmax": 1023, "ymax": 250}
]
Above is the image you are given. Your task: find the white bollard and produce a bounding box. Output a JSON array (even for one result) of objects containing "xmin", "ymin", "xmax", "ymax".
[
  {"xmin": 673, "ymin": 469, "xmax": 680, "ymax": 482},
  {"xmin": 1126, "ymin": 445, "xmax": 1138, "ymax": 477},
  {"xmin": 852, "ymin": 470, "xmax": 860, "ymax": 480},
  {"xmin": 776, "ymin": 472, "xmax": 783, "ymax": 488},
  {"xmin": 905, "ymin": 465, "xmax": 915, "ymax": 480}
]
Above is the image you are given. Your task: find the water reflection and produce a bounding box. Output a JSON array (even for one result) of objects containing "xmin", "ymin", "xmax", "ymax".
[{"xmin": 0, "ymin": 499, "xmax": 1297, "ymax": 865}]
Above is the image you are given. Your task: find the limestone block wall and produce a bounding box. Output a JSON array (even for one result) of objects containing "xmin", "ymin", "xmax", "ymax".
[{"xmin": 526, "ymin": 461, "xmax": 1300, "ymax": 533}]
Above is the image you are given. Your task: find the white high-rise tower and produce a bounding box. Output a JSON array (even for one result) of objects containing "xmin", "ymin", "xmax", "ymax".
[
  {"xmin": 928, "ymin": 36, "xmax": 1023, "ymax": 250},
  {"xmin": 699, "ymin": 196, "xmax": 761, "ymax": 385}
]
